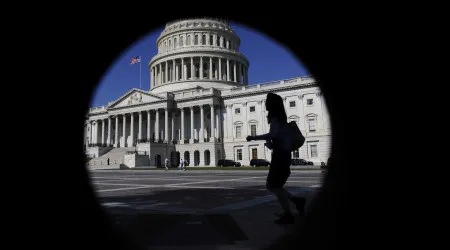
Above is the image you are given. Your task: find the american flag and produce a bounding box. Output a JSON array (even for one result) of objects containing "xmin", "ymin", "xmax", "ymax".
[{"xmin": 130, "ymin": 56, "xmax": 141, "ymax": 65}]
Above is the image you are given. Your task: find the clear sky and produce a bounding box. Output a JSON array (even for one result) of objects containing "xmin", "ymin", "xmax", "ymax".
[{"xmin": 90, "ymin": 21, "xmax": 310, "ymax": 108}]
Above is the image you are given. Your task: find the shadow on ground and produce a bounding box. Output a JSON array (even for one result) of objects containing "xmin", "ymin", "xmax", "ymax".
[{"xmin": 95, "ymin": 187, "xmax": 311, "ymax": 247}]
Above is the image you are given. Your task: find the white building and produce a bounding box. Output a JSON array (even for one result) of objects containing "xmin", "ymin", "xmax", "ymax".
[{"xmin": 85, "ymin": 18, "xmax": 331, "ymax": 167}]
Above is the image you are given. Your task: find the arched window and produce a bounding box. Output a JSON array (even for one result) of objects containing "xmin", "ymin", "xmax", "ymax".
[
  {"xmin": 203, "ymin": 34, "xmax": 207, "ymax": 45},
  {"xmin": 169, "ymin": 40, "xmax": 172, "ymax": 49},
  {"xmin": 288, "ymin": 115, "xmax": 300, "ymax": 124},
  {"xmin": 210, "ymin": 35, "xmax": 213, "ymax": 45},
  {"xmin": 195, "ymin": 35, "xmax": 198, "ymax": 45},
  {"xmin": 187, "ymin": 35, "xmax": 191, "ymax": 45},
  {"xmin": 180, "ymin": 36, "xmax": 184, "ymax": 46},
  {"xmin": 174, "ymin": 38, "xmax": 177, "ymax": 48}
]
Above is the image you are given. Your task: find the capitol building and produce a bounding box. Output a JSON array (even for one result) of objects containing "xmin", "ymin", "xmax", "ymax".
[{"xmin": 85, "ymin": 18, "xmax": 331, "ymax": 168}]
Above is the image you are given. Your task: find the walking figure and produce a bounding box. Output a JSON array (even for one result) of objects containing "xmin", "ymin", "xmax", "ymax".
[
  {"xmin": 179, "ymin": 158, "xmax": 185, "ymax": 171},
  {"xmin": 247, "ymin": 92, "xmax": 306, "ymax": 224},
  {"xmin": 164, "ymin": 158, "xmax": 169, "ymax": 170}
]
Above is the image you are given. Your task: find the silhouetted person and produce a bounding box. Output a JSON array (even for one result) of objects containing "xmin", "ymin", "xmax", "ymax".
[
  {"xmin": 107, "ymin": 158, "xmax": 110, "ymax": 165},
  {"xmin": 247, "ymin": 92, "xmax": 306, "ymax": 224}
]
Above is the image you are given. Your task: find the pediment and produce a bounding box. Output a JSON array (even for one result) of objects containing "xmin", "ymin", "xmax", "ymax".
[{"xmin": 108, "ymin": 89, "xmax": 164, "ymax": 109}]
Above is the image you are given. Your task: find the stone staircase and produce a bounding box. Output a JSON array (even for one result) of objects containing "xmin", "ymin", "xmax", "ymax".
[{"xmin": 88, "ymin": 147, "xmax": 135, "ymax": 166}]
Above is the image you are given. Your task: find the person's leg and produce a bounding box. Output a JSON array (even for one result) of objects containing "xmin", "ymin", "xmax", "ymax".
[
  {"xmin": 270, "ymin": 186, "xmax": 292, "ymax": 214},
  {"xmin": 266, "ymin": 172, "xmax": 294, "ymax": 224}
]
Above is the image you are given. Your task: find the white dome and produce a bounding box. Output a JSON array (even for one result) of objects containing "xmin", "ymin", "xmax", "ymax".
[{"xmin": 148, "ymin": 17, "xmax": 249, "ymax": 94}]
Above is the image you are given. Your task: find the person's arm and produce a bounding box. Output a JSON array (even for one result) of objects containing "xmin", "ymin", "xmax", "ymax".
[{"xmin": 248, "ymin": 118, "xmax": 280, "ymax": 141}]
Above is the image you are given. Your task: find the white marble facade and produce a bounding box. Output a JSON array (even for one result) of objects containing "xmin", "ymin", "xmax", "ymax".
[{"xmin": 85, "ymin": 18, "xmax": 331, "ymax": 166}]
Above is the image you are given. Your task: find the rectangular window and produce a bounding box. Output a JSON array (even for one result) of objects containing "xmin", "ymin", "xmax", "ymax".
[
  {"xmin": 237, "ymin": 149, "xmax": 242, "ymax": 161},
  {"xmin": 252, "ymin": 148, "xmax": 258, "ymax": 159},
  {"xmin": 235, "ymin": 108, "xmax": 240, "ymax": 114},
  {"xmin": 289, "ymin": 101, "xmax": 296, "ymax": 107},
  {"xmin": 251, "ymin": 124, "xmax": 257, "ymax": 136},
  {"xmin": 236, "ymin": 126, "xmax": 242, "ymax": 138},
  {"xmin": 250, "ymin": 106, "xmax": 255, "ymax": 112},
  {"xmin": 307, "ymin": 99, "xmax": 314, "ymax": 105},
  {"xmin": 311, "ymin": 145, "xmax": 318, "ymax": 158},
  {"xmin": 309, "ymin": 118, "xmax": 316, "ymax": 132}
]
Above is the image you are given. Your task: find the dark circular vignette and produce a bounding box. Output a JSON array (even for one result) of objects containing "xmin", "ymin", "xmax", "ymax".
[{"xmin": 78, "ymin": 14, "xmax": 351, "ymax": 249}]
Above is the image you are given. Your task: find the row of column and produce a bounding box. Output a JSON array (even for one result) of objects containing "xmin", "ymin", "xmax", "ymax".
[
  {"xmin": 150, "ymin": 56, "xmax": 248, "ymax": 87},
  {"xmin": 159, "ymin": 32, "xmax": 236, "ymax": 52},
  {"xmin": 86, "ymin": 105, "xmax": 222, "ymax": 147}
]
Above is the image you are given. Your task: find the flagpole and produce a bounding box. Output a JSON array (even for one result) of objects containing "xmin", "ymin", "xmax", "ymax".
[{"xmin": 139, "ymin": 56, "xmax": 142, "ymax": 89}]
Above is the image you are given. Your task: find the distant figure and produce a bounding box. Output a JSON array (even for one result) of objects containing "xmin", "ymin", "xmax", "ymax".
[
  {"xmin": 164, "ymin": 158, "xmax": 169, "ymax": 170},
  {"xmin": 247, "ymin": 92, "xmax": 306, "ymax": 224},
  {"xmin": 180, "ymin": 158, "xmax": 185, "ymax": 171},
  {"xmin": 107, "ymin": 158, "xmax": 110, "ymax": 165}
]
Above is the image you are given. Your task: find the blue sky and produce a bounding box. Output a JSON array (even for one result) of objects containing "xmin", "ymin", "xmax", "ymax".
[{"xmin": 90, "ymin": 22, "xmax": 310, "ymax": 107}]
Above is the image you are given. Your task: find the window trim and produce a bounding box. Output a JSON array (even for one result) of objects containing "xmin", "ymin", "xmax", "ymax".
[{"xmin": 236, "ymin": 148, "xmax": 243, "ymax": 161}]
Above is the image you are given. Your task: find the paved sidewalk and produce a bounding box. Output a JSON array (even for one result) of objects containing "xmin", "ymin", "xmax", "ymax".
[{"xmin": 110, "ymin": 188, "xmax": 318, "ymax": 250}]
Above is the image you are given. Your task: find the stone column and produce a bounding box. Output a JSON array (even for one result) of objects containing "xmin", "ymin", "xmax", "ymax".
[
  {"xmin": 164, "ymin": 108, "xmax": 169, "ymax": 143},
  {"xmin": 138, "ymin": 111, "xmax": 142, "ymax": 141},
  {"xmin": 155, "ymin": 110, "xmax": 159, "ymax": 141},
  {"xmin": 191, "ymin": 57, "xmax": 194, "ymax": 79},
  {"xmin": 158, "ymin": 64, "xmax": 161, "ymax": 85},
  {"xmin": 258, "ymin": 100, "xmax": 266, "ymax": 135},
  {"xmin": 157, "ymin": 64, "xmax": 160, "ymax": 85},
  {"xmin": 122, "ymin": 114, "xmax": 126, "ymax": 147},
  {"xmin": 209, "ymin": 57, "xmax": 213, "ymax": 80},
  {"xmin": 233, "ymin": 61, "xmax": 237, "ymax": 82},
  {"xmin": 130, "ymin": 113, "xmax": 134, "ymax": 146},
  {"xmin": 165, "ymin": 62, "xmax": 168, "ymax": 83},
  {"xmin": 200, "ymin": 105, "xmax": 204, "ymax": 142},
  {"xmin": 91, "ymin": 122, "xmax": 95, "ymax": 144},
  {"xmin": 214, "ymin": 58, "xmax": 218, "ymax": 79},
  {"xmin": 182, "ymin": 58, "xmax": 186, "ymax": 81},
  {"xmin": 217, "ymin": 106, "xmax": 222, "ymax": 140},
  {"xmin": 101, "ymin": 120, "xmax": 105, "ymax": 145},
  {"xmin": 224, "ymin": 106, "xmax": 228, "ymax": 139},
  {"xmin": 227, "ymin": 104, "xmax": 233, "ymax": 139},
  {"xmin": 180, "ymin": 108, "xmax": 185, "ymax": 143},
  {"xmin": 243, "ymin": 102, "xmax": 249, "ymax": 137},
  {"xmin": 175, "ymin": 62, "xmax": 179, "ymax": 81},
  {"xmin": 190, "ymin": 106, "xmax": 194, "ymax": 143},
  {"xmin": 115, "ymin": 116, "xmax": 118, "ymax": 146},
  {"xmin": 210, "ymin": 104, "xmax": 215, "ymax": 142},
  {"xmin": 172, "ymin": 60, "xmax": 175, "ymax": 82},
  {"xmin": 107, "ymin": 117, "xmax": 111, "ymax": 145},
  {"xmin": 89, "ymin": 121, "xmax": 93, "ymax": 145},
  {"xmin": 147, "ymin": 111, "xmax": 151, "ymax": 141},
  {"xmin": 227, "ymin": 59, "xmax": 230, "ymax": 81},
  {"xmin": 200, "ymin": 57, "xmax": 203, "ymax": 79},
  {"xmin": 218, "ymin": 58, "xmax": 222, "ymax": 80},
  {"xmin": 171, "ymin": 112, "xmax": 175, "ymax": 143}
]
